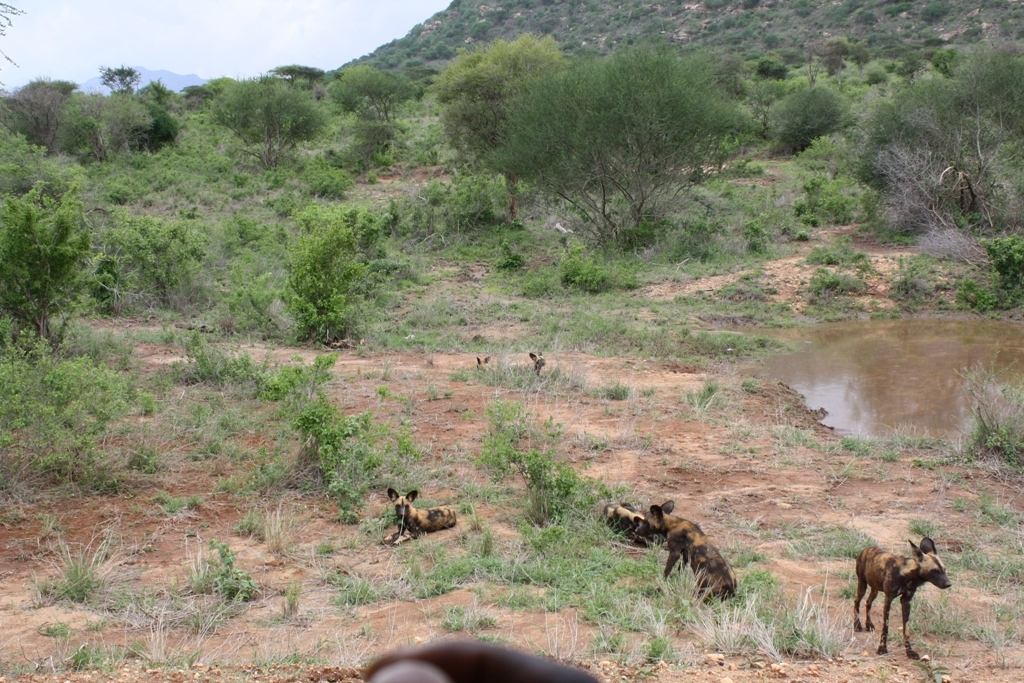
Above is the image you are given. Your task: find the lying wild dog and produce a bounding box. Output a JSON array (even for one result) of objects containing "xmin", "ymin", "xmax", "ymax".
[
  {"xmin": 603, "ymin": 502, "xmax": 644, "ymax": 535},
  {"xmin": 476, "ymin": 356, "xmax": 490, "ymax": 368},
  {"xmin": 640, "ymin": 503, "xmax": 736, "ymax": 598},
  {"xmin": 854, "ymin": 537, "xmax": 952, "ymax": 659},
  {"xmin": 529, "ymin": 352, "xmax": 546, "ymax": 375},
  {"xmin": 607, "ymin": 500, "xmax": 673, "ymax": 545},
  {"xmin": 386, "ymin": 488, "xmax": 457, "ymax": 544}
]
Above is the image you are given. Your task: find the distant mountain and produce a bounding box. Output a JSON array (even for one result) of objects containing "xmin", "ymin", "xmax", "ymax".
[
  {"xmin": 80, "ymin": 67, "xmax": 207, "ymax": 93},
  {"xmin": 353, "ymin": 0, "xmax": 1018, "ymax": 71}
]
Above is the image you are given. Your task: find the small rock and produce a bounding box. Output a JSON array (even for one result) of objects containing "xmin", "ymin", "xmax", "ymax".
[
  {"xmin": 720, "ymin": 678, "xmax": 734, "ymax": 683},
  {"xmin": 599, "ymin": 661, "xmax": 613, "ymax": 668}
]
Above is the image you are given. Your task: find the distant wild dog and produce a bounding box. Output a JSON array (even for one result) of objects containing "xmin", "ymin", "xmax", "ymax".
[
  {"xmin": 386, "ymin": 489, "xmax": 457, "ymax": 543},
  {"xmin": 854, "ymin": 538, "xmax": 952, "ymax": 659},
  {"xmin": 640, "ymin": 503, "xmax": 736, "ymax": 598},
  {"xmin": 529, "ymin": 352, "xmax": 546, "ymax": 375},
  {"xmin": 476, "ymin": 356, "xmax": 490, "ymax": 368}
]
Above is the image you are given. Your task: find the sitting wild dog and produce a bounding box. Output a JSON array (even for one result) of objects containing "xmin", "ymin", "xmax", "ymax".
[
  {"xmin": 640, "ymin": 503, "xmax": 736, "ymax": 598},
  {"xmin": 529, "ymin": 352, "xmax": 546, "ymax": 375},
  {"xmin": 387, "ymin": 488, "xmax": 457, "ymax": 542},
  {"xmin": 476, "ymin": 356, "xmax": 490, "ymax": 368},
  {"xmin": 854, "ymin": 538, "xmax": 952, "ymax": 659}
]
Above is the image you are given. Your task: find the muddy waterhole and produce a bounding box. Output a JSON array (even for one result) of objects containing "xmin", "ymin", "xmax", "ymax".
[{"xmin": 758, "ymin": 319, "xmax": 1024, "ymax": 436}]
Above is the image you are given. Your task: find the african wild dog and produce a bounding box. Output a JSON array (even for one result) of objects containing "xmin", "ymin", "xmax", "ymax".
[
  {"xmin": 387, "ymin": 488, "xmax": 457, "ymax": 542},
  {"xmin": 476, "ymin": 356, "xmax": 490, "ymax": 368},
  {"xmin": 608, "ymin": 500, "xmax": 673, "ymax": 545},
  {"xmin": 854, "ymin": 538, "xmax": 952, "ymax": 659},
  {"xmin": 529, "ymin": 352, "xmax": 546, "ymax": 375},
  {"xmin": 640, "ymin": 503, "xmax": 736, "ymax": 598}
]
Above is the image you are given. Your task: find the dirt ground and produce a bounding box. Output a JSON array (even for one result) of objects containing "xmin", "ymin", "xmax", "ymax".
[{"xmin": 2, "ymin": 228, "xmax": 1022, "ymax": 683}]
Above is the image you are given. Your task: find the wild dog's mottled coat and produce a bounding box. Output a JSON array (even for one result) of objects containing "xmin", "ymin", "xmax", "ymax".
[
  {"xmin": 603, "ymin": 502, "xmax": 644, "ymax": 535},
  {"xmin": 529, "ymin": 352, "xmax": 546, "ymax": 375},
  {"xmin": 387, "ymin": 488, "xmax": 457, "ymax": 540},
  {"xmin": 608, "ymin": 500, "xmax": 673, "ymax": 545},
  {"xmin": 641, "ymin": 503, "xmax": 736, "ymax": 598},
  {"xmin": 854, "ymin": 537, "xmax": 952, "ymax": 659}
]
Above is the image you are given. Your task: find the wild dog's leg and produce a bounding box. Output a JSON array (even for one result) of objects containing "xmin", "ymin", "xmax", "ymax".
[
  {"xmin": 854, "ymin": 574, "xmax": 868, "ymax": 631},
  {"xmin": 864, "ymin": 587, "xmax": 878, "ymax": 632},
  {"xmin": 878, "ymin": 594, "xmax": 893, "ymax": 655},
  {"xmin": 663, "ymin": 549, "xmax": 683, "ymax": 578},
  {"xmin": 901, "ymin": 595, "xmax": 920, "ymax": 660}
]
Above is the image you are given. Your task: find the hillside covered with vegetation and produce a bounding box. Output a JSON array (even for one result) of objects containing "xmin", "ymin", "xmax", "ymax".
[
  {"xmin": 2, "ymin": 7, "xmax": 1024, "ymax": 681},
  {"xmin": 357, "ymin": 0, "xmax": 1023, "ymax": 71}
]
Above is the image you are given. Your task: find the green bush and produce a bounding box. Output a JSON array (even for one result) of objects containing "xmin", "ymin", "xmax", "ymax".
[
  {"xmin": 0, "ymin": 341, "xmax": 131, "ymax": 491},
  {"xmin": 559, "ymin": 245, "xmax": 637, "ymax": 293},
  {"xmin": 956, "ymin": 278, "xmax": 1001, "ymax": 312},
  {"xmin": 773, "ymin": 87, "xmax": 848, "ymax": 153},
  {"xmin": 102, "ymin": 211, "xmax": 207, "ymax": 311},
  {"xmin": 0, "ymin": 186, "xmax": 90, "ymax": 342},
  {"xmin": 983, "ymin": 236, "xmax": 1024, "ymax": 300},
  {"xmin": 808, "ymin": 268, "xmax": 866, "ymax": 301},
  {"xmin": 962, "ymin": 366, "xmax": 1024, "ymax": 469},
  {"xmin": 479, "ymin": 400, "xmax": 596, "ymax": 524},
  {"xmin": 301, "ymin": 157, "xmax": 354, "ymax": 199},
  {"xmin": 806, "ymin": 236, "xmax": 872, "ymax": 272},
  {"xmin": 208, "ymin": 540, "xmax": 257, "ymax": 601},
  {"xmin": 495, "ymin": 240, "xmax": 525, "ymax": 271},
  {"xmin": 292, "ymin": 397, "xmax": 400, "ymax": 522},
  {"xmin": 172, "ymin": 332, "xmax": 265, "ymax": 391},
  {"xmin": 287, "ymin": 207, "xmax": 380, "ymax": 343}
]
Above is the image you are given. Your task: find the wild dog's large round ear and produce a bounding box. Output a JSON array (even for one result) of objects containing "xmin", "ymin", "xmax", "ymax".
[
  {"xmin": 477, "ymin": 357, "xmax": 483, "ymax": 366},
  {"xmin": 649, "ymin": 505, "xmax": 664, "ymax": 521},
  {"xmin": 661, "ymin": 500, "xmax": 675, "ymax": 515},
  {"xmin": 387, "ymin": 488, "xmax": 399, "ymax": 501},
  {"xmin": 530, "ymin": 353, "xmax": 538, "ymax": 361},
  {"xmin": 406, "ymin": 490, "xmax": 418, "ymax": 502},
  {"xmin": 908, "ymin": 539, "xmax": 923, "ymax": 558},
  {"xmin": 919, "ymin": 538, "xmax": 937, "ymax": 555}
]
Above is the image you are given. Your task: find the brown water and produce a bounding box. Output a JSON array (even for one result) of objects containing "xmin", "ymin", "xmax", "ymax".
[{"xmin": 757, "ymin": 319, "xmax": 1024, "ymax": 437}]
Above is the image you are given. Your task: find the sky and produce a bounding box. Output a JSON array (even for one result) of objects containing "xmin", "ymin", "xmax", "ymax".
[{"xmin": 1, "ymin": 1, "xmax": 452, "ymax": 87}]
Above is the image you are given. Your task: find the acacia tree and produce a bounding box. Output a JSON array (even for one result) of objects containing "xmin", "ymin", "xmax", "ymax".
[
  {"xmin": 100, "ymin": 65, "xmax": 142, "ymax": 95},
  {"xmin": 495, "ymin": 49, "xmax": 743, "ymax": 246},
  {"xmin": 213, "ymin": 75, "xmax": 325, "ymax": 168},
  {"xmin": 270, "ymin": 64, "xmax": 326, "ymax": 88},
  {"xmin": 0, "ymin": 186, "xmax": 89, "ymax": 343},
  {"xmin": 329, "ymin": 65, "xmax": 415, "ymax": 123},
  {"xmin": 0, "ymin": 79, "xmax": 77, "ymax": 152},
  {"xmin": 434, "ymin": 34, "xmax": 564, "ymax": 220}
]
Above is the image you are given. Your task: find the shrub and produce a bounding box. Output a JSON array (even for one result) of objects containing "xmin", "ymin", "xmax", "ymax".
[
  {"xmin": 805, "ymin": 236, "xmax": 872, "ymax": 272},
  {"xmin": 208, "ymin": 540, "xmax": 257, "ymax": 601},
  {"xmin": 172, "ymin": 332, "xmax": 265, "ymax": 391},
  {"xmin": 102, "ymin": 211, "xmax": 206, "ymax": 311},
  {"xmin": 983, "ymin": 236, "xmax": 1024, "ymax": 301},
  {"xmin": 287, "ymin": 207, "xmax": 380, "ymax": 343},
  {"xmin": 956, "ymin": 278, "xmax": 1000, "ymax": 312},
  {"xmin": 301, "ymin": 157, "xmax": 354, "ymax": 199},
  {"xmin": 495, "ymin": 240, "xmax": 525, "ymax": 271},
  {"xmin": 773, "ymin": 87, "xmax": 848, "ymax": 153},
  {"xmin": 808, "ymin": 268, "xmax": 866, "ymax": 301},
  {"xmin": 0, "ymin": 341, "xmax": 131, "ymax": 492},
  {"xmin": 292, "ymin": 398, "xmax": 393, "ymax": 522},
  {"xmin": 961, "ymin": 365, "xmax": 1024, "ymax": 469},
  {"xmin": 755, "ymin": 57, "xmax": 788, "ymax": 80},
  {"xmin": 559, "ymin": 245, "xmax": 637, "ymax": 293},
  {"xmin": 479, "ymin": 400, "xmax": 596, "ymax": 524},
  {"xmin": 0, "ymin": 186, "xmax": 90, "ymax": 343}
]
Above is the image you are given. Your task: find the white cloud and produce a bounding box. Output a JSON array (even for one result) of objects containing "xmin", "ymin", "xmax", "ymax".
[{"xmin": 2, "ymin": 0, "xmax": 451, "ymax": 86}]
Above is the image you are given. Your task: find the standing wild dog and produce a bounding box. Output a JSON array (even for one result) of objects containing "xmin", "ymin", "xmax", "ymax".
[
  {"xmin": 529, "ymin": 352, "xmax": 546, "ymax": 375},
  {"xmin": 387, "ymin": 488, "xmax": 457, "ymax": 542},
  {"xmin": 641, "ymin": 503, "xmax": 736, "ymax": 598},
  {"xmin": 854, "ymin": 538, "xmax": 952, "ymax": 659}
]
